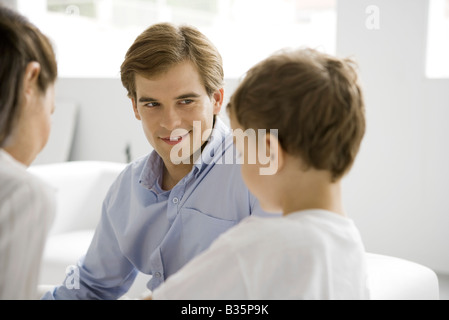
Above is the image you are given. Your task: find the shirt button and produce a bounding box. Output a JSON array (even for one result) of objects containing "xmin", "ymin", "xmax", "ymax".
[
  {"xmin": 172, "ymin": 197, "xmax": 179, "ymax": 204},
  {"xmin": 154, "ymin": 272, "xmax": 162, "ymax": 278}
]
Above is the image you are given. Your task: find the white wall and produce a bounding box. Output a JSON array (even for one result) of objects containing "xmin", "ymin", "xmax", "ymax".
[
  {"xmin": 54, "ymin": 78, "xmax": 150, "ymax": 163},
  {"xmin": 51, "ymin": 0, "xmax": 449, "ymax": 274},
  {"xmin": 337, "ymin": 0, "xmax": 449, "ymax": 274},
  {"xmin": 53, "ymin": 78, "xmax": 238, "ymax": 163}
]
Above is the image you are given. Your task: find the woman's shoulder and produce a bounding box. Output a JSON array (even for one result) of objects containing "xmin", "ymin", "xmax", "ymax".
[{"xmin": 0, "ymin": 151, "xmax": 55, "ymax": 207}]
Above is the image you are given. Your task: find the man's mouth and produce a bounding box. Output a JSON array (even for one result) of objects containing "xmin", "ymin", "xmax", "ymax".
[{"xmin": 161, "ymin": 131, "xmax": 191, "ymax": 145}]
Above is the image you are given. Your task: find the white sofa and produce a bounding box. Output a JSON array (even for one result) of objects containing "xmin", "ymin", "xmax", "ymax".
[
  {"xmin": 29, "ymin": 161, "xmax": 440, "ymax": 300},
  {"xmin": 29, "ymin": 161, "xmax": 152, "ymax": 299}
]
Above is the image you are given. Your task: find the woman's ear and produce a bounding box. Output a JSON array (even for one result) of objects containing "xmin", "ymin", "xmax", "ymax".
[
  {"xmin": 22, "ymin": 62, "xmax": 41, "ymax": 106},
  {"xmin": 23, "ymin": 62, "xmax": 41, "ymax": 91}
]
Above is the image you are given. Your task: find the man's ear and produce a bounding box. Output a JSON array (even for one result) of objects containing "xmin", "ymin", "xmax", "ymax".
[
  {"xmin": 131, "ymin": 97, "xmax": 141, "ymax": 120},
  {"xmin": 212, "ymin": 88, "xmax": 224, "ymax": 115}
]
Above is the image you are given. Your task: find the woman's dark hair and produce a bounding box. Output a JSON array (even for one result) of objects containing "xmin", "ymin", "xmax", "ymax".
[{"xmin": 0, "ymin": 5, "xmax": 57, "ymax": 147}]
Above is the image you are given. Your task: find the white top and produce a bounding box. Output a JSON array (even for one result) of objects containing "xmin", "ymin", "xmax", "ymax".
[
  {"xmin": 152, "ymin": 209, "xmax": 370, "ymax": 300},
  {"xmin": 0, "ymin": 149, "xmax": 55, "ymax": 299}
]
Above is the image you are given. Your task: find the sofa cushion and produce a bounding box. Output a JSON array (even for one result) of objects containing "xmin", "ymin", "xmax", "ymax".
[
  {"xmin": 39, "ymin": 229, "xmax": 152, "ymax": 299},
  {"xmin": 29, "ymin": 161, "xmax": 126, "ymax": 235},
  {"xmin": 366, "ymin": 253, "xmax": 439, "ymax": 300}
]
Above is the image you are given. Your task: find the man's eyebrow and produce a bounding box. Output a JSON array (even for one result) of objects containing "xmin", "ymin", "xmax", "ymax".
[
  {"xmin": 138, "ymin": 93, "xmax": 201, "ymax": 103},
  {"xmin": 175, "ymin": 92, "xmax": 201, "ymax": 100},
  {"xmin": 138, "ymin": 96, "xmax": 158, "ymax": 103}
]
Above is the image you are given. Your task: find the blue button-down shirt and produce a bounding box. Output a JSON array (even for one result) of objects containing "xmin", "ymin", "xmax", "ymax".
[{"xmin": 43, "ymin": 118, "xmax": 273, "ymax": 300}]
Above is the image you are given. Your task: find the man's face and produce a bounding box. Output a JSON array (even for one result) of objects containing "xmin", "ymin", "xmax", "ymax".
[{"xmin": 132, "ymin": 60, "xmax": 223, "ymax": 166}]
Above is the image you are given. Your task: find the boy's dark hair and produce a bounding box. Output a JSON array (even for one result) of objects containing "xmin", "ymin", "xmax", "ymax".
[
  {"xmin": 228, "ymin": 48, "xmax": 366, "ymax": 181},
  {"xmin": 0, "ymin": 5, "xmax": 58, "ymax": 147}
]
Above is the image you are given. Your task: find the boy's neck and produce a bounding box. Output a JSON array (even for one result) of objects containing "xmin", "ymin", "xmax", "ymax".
[{"xmin": 280, "ymin": 170, "xmax": 345, "ymax": 217}]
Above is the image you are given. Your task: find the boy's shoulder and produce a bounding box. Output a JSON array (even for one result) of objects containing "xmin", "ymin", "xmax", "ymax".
[
  {"xmin": 216, "ymin": 215, "xmax": 287, "ymax": 250},
  {"xmin": 221, "ymin": 210, "xmax": 362, "ymax": 255}
]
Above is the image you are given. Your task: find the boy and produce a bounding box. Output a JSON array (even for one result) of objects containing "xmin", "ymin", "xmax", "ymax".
[
  {"xmin": 43, "ymin": 23, "xmax": 271, "ymax": 300},
  {"xmin": 151, "ymin": 48, "xmax": 370, "ymax": 299}
]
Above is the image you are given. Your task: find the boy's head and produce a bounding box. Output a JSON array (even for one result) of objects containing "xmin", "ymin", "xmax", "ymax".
[{"xmin": 228, "ymin": 48, "xmax": 366, "ymax": 183}]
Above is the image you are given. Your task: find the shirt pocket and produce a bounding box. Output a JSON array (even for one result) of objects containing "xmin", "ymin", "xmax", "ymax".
[{"xmin": 179, "ymin": 207, "xmax": 237, "ymax": 264}]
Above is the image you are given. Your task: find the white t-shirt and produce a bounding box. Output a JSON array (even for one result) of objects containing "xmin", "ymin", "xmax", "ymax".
[
  {"xmin": 152, "ymin": 209, "xmax": 370, "ymax": 300},
  {"xmin": 0, "ymin": 149, "xmax": 55, "ymax": 299}
]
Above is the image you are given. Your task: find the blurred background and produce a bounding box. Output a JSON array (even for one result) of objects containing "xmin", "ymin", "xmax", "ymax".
[{"xmin": 1, "ymin": 0, "xmax": 448, "ymax": 298}]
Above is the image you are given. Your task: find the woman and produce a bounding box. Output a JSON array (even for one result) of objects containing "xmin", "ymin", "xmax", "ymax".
[{"xmin": 0, "ymin": 5, "xmax": 58, "ymax": 299}]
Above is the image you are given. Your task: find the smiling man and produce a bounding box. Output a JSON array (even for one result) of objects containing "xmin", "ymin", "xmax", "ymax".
[
  {"xmin": 132, "ymin": 61, "xmax": 222, "ymax": 189},
  {"xmin": 43, "ymin": 23, "xmax": 272, "ymax": 300}
]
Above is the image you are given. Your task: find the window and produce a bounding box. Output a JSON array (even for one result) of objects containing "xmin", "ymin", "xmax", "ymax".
[
  {"xmin": 426, "ymin": 0, "xmax": 449, "ymax": 78},
  {"xmin": 15, "ymin": 0, "xmax": 337, "ymax": 78}
]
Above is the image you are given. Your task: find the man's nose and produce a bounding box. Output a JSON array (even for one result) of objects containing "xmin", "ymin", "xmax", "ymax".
[{"xmin": 160, "ymin": 107, "xmax": 182, "ymax": 131}]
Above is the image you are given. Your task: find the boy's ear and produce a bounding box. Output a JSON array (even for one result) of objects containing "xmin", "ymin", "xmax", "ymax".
[
  {"xmin": 259, "ymin": 132, "xmax": 284, "ymax": 176},
  {"xmin": 131, "ymin": 98, "xmax": 141, "ymax": 120}
]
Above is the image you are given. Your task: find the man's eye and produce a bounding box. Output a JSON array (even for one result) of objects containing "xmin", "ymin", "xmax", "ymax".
[
  {"xmin": 179, "ymin": 99, "xmax": 194, "ymax": 105},
  {"xmin": 145, "ymin": 102, "xmax": 159, "ymax": 108}
]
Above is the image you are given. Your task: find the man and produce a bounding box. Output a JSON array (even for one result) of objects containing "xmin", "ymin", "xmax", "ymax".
[{"xmin": 43, "ymin": 23, "xmax": 272, "ymax": 300}]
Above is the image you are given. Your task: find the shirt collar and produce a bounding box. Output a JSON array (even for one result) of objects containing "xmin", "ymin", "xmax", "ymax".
[
  {"xmin": 193, "ymin": 116, "xmax": 231, "ymax": 177},
  {"xmin": 139, "ymin": 116, "xmax": 231, "ymax": 190},
  {"xmin": 0, "ymin": 148, "xmax": 27, "ymax": 170},
  {"xmin": 139, "ymin": 151, "xmax": 164, "ymax": 190}
]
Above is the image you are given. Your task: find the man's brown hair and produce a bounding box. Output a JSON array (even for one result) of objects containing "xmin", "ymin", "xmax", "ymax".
[
  {"xmin": 0, "ymin": 5, "xmax": 58, "ymax": 147},
  {"xmin": 228, "ymin": 48, "xmax": 366, "ymax": 181},
  {"xmin": 120, "ymin": 22, "xmax": 223, "ymax": 100}
]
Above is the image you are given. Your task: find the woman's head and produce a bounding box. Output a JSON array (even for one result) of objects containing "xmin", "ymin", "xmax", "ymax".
[{"xmin": 0, "ymin": 5, "xmax": 57, "ymax": 163}]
